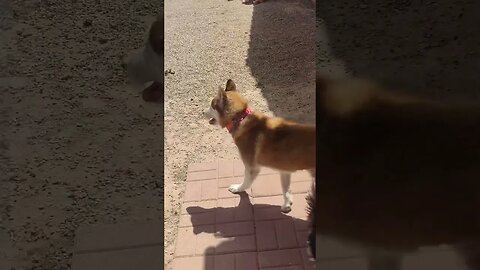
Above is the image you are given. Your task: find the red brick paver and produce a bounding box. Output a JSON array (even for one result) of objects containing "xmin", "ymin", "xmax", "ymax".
[
  {"xmin": 171, "ymin": 160, "xmax": 473, "ymax": 270},
  {"xmin": 171, "ymin": 160, "xmax": 315, "ymax": 270}
]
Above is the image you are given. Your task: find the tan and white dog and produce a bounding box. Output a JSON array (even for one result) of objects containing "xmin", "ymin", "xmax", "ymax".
[
  {"xmin": 121, "ymin": 15, "xmax": 163, "ymax": 102},
  {"xmin": 308, "ymin": 75, "xmax": 480, "ymax": 268},
  {"xmin": 204, "ymin": 79, "xmax": 315, "ymax": 212}
]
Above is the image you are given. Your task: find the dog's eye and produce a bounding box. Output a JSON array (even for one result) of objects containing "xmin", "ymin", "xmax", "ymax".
[{"xmin": 211, "ymin": 99, "xmax": 216, "ymax": 108}]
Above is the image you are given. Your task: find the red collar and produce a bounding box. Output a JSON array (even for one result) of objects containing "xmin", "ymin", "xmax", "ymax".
[{"xmin": 225, "ymin": 107, "xmax": 254, "ymax": 133}]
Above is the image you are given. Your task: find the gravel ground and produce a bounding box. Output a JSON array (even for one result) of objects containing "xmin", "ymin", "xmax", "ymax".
[
  {"xmin": 164, "ymin": 0, "xmax": 315, "ymax": 266},
  {"xmin": 1, "ymin": 0, "xmax": 162, "ymax": 269},
  {"xmin": 317, "ymin": 0, "xmax": 480, "ymax": 100}
]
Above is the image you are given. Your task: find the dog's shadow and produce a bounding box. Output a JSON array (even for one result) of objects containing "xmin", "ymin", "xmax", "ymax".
[{"xmin": 185, "ymin": 192, "xmax": 311, "ymax": 270}]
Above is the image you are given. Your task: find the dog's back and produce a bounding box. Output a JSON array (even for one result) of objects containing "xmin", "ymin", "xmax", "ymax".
[
  {"xmin": 314, "ymin": 76, "xmax": 480, "ymax": 251},
  {"xmin": 251, "ymin": 116, "xmax": 316, "ymax": 171}
]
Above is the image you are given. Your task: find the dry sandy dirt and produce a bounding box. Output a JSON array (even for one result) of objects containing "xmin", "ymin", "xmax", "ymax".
[{"xmin": 1, "ymin": 0, "xmax": 162, "ymax": 269}]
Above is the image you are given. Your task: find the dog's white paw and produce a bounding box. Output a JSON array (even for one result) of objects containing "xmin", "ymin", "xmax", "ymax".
[
  {"xmin": 281, "ymin": 202, "xmax": 292, "ymax": 213},
  {"xmin": 228, "ymin": 184, "xmax": 243, "ymax": 194}
]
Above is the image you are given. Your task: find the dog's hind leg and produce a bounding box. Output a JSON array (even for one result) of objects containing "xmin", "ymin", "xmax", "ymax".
[
  {"xmin": 228, "ymin": 165, "xmax": 259, "ymax": 194},
  {"xmin": 280, "ymin": 172, "xmax": 293, "ymax": 213},
  {"xmin": 456, "ymin": 241, "xmax": 480, "ymax": 270}
]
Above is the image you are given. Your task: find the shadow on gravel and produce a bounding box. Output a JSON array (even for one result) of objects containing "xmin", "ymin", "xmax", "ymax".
[
  {"xmin": 245, "ymin": 0, "xmax": 316, "ymax": 123},
  {"xmin": 317, "ymin": 0, "xmax": 480, "ymax": 101}
]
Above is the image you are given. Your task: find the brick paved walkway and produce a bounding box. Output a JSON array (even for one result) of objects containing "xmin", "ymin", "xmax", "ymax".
[
  {"xmin": 70, "ymin": 159, "xmax": 473, "ymax": 270},
  {"xmin": 170, "ymin": 160, "xmax": 315, "ymax": 270},
  {"xmin": 171, "ymin": 160, "xmax": 473, "ymax": 270}
]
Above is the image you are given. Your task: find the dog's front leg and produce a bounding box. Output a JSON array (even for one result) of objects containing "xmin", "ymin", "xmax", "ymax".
[
  {"xmin": 280, "ymin": 172, "xmax": 293, "ymax": 213},
  {"xmin": 228, "ymin": 165, "xmax": 259, "ymax": 193}
]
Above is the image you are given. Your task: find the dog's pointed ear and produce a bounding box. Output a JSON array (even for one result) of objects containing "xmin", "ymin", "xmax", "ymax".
[
  {"xmin": 225, "ymin": 79, "xmax": 236, "ymax": 92},
  {"xmin": 216, "ymin": 86, "xmax": 227, "ymax": 108}
]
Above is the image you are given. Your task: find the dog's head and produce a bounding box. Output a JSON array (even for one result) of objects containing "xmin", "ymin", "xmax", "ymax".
[
  {"xmin": 204, "ymin": 79, "xmax": 248, "ymax": 127},
  {"xmin": 121, "ymin": 16, "xmax": 164, "ymax": 102}
]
